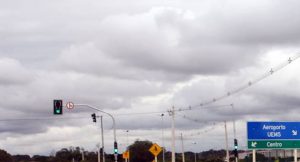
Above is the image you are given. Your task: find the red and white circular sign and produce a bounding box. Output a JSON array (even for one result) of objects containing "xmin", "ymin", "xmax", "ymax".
[{"xmin": 66, "ymin": 102, "xmax": 74, "ymax": 109}]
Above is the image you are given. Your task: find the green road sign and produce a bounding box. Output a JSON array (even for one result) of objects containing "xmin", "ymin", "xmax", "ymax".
[{"xmin": 248, "ymin": 140, "xmax": 300, "ymax": 149}]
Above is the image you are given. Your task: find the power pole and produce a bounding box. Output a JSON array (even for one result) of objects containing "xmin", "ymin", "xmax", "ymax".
[{"xmin": 168, "ymin": 106, "xmax": 176, "ymax": 162}]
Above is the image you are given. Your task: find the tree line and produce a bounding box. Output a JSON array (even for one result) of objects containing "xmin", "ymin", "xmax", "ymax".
[{"xmin": 1, "ymin": 140, "xmax": 271, "ymax": 162}]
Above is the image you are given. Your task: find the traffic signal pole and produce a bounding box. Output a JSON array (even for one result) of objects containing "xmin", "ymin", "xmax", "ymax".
[
  {"xmin": 75, "ymin": 104, "xmax": 117, "ymax": 162},
  {"xmin": 231, "ymin": 104, "xmax": 238, "ymax": 162}
]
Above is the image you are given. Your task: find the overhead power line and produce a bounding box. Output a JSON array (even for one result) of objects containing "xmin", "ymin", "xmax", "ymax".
[
  {"xmin": 182, "ymin": 122, "xmax": 222, "ymax": 138},
  {"xmin": 1, "ymin": 54, "xmax": 298, "ymax": 123},
  {"xmin": 177, "ymin": 111, "xmax": 216, "ymax": 124},
  {"xmin": 0, "ymin": 105, "xmax": 225, "ymax": 122},
  {"xmin": 0, "ymin": 116, "xmax": 90, "ymax": 122},
  {"xmin": 177, "ymin": 54, "xmax": 300, "ymax": 111},
  {"xmin": 114, "ymin": 111, "xmax": 167, "ymax": 116}
]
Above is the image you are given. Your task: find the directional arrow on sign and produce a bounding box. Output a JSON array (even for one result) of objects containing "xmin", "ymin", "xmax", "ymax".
[
  {"xmin": 292, "ymin": 130, "xmax": 298, "ymax": 136},
  {"xmin": 251, "ymin": 142, "xmax": 257, "ymax": 148}
]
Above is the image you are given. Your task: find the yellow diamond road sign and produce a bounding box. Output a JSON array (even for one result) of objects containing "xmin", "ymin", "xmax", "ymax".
[
  {"xmin": 122, "ymin": 151, "xmax": 129, "ymax": 159},
  {"xmin": 149, "ymin": 143, "xmax": 162, "ymax": 156}
]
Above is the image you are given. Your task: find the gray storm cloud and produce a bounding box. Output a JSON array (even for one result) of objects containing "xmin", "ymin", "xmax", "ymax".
[{"xmin": 0, "ymin": 0, "xmax": 300, "ymax": 155}]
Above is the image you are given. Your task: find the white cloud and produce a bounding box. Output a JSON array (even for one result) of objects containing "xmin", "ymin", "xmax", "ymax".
[
  {"xmin": 0, "ymin": 58, "xmax": 33, "ymax": 85},
  {"xmin": 1, "ymin": 0, "xmax": 300, "ymax": 156}
]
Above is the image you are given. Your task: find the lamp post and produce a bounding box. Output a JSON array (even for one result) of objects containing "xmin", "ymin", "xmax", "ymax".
[
  {"xmin": 126, "ymin": 130, "xmax": 130, "ymax": 162},
  {"xmin": 100, "ymin": 116, "xmax": 105, "ymax": 162},
  {"xmin": 161, "ymin": 113, "xmax": 165, "ymax": 162},
  {"xmin": 192, "ymin": 142, "xmax": 197, "ymax": 162},
  {"xmin": 126, "ymin": 130, "xmax": 129, "ymax": 146}
]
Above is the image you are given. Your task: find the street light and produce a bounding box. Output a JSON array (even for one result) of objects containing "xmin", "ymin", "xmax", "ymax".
[
  {"xmin": 126, "ymin": 130, "xmax": 129, "ymax": 148},
  {"xmin": 161, "ymin": 113, "xmax": 165, "ymax": 162},
  {"xmin": 192, "ymin": 142, "xmax": 197, "ymax": 162},
  {"xmin": 75, "ymin": 104, "xmax": 118, "ymax": 162},
  {"xmin": 126, "ymin": 130, "xmax": 130, "ymax": 162}
]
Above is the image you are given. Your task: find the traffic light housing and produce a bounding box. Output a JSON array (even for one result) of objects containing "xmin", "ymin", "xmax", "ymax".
[
  {"xmin": 91, "ymin": 113, "xmax": 96, "ymax": 122},
  {"xmin": 114, "ymin": 141, "xmax": 118, "ymax": 154},
  {"xmin": 234, "ymin": 138, "xmax": 238, "ymax": 158},
  {"xmin": 53, "ymin": 100, "xmax": 63, "ymax": 115}
]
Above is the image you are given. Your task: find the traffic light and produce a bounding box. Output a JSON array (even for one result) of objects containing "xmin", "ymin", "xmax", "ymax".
[
  {"xmin": 91, "ymin": 113, "xmax": 96, "ymax": 122},
  {"xmin": 53, "ymin": 100, "xmax": 63, "ymax": 115},
  {"xmin": 114, "ymin": 141, "xmax": 118, "ymax": 154},
  {"xmin": 234, "ymin": 138, "xmax": 238, "ymax": 158}
]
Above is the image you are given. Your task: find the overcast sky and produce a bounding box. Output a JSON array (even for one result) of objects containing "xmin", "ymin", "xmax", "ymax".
[{"xmin": 1, "ymin": 0, "xmax": 300, "ymax": 156}]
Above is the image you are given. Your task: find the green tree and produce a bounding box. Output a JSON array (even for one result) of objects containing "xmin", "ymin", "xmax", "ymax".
[
  {"xmin": 54, "ymin": 146, "xmax": 82, "ymax": 162},
  {"xmin": 12, "ymin": 154, "xmax": 31, "ymax": 162},
  {"xmin": 244, "ymin": 152, "xmax": 267, "ymax": 162},
  {"xmin": 199, "ymin": 149, "xmax": 226, "ymax": 162},
  {"xmin": 129, "ymin": 140, "xmax": 154, "ymax": 162},
  {"xmin": 32, "ymin": 155, "xmax": 50, "ymax": 162},
  {"xmin": 0, "ymin": 149, "xmax": 13, "ymax": 162}
]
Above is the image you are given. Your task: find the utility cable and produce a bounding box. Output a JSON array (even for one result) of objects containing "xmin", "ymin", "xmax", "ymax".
[{"xmin": 176, "ymin": 54, "xmax": 300, "ymax": 111}]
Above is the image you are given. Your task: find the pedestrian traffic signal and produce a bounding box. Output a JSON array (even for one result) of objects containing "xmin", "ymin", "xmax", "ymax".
[
  {"xmin": 114, "ymin": 141, "xmax": 118, "ymax": 154},
  {"xmin": 53, "ymin": 100, "xmax": 63, "ymax": 115},
  {"xmin": 91, "ymin": 113, "xmax": 96, "ymax": 122}
]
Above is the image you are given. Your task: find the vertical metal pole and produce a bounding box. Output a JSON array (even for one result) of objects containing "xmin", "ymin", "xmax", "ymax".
[
  {"xmin": 252, "ymin": 150, "xmax": 256, "ymax": 162},
  {"xmin": 181, "ymin": 133, "xmax": 185, "ymax": 162},
  {"xmin": 232, "ymin": 104, "xmax": 238, "ymax": 162},
  {"xmin": 98, "ymin": 148, "xmax": 100, "ymax": 162},
  {"xmin": 155, "ymin": 156, "xmax": 158, "ymax": 162},
  {"xmin": 126, "ymin": 130, "xmax": 130, "ymax": 162},
  {"xmin": 224, "ymin": 121, "xmax": 230, "ymax": 162},
  {"xmin": 171, "ymin": 106, "xmax": 176, "ymax": 162},
  {"xmin": 161, "ymin": 114, "xmax": 165, "ymax": 162},
  {"xmin": 81, "ymin": 148, "xmax": 85, "ymax": 161},
  {"xmin": 192, "ymin": 142, "xmax": 197, "ymax": 162},
  {"xmin": 294, "ymin": 149, "xmax": 297, "ymax": 162},
  {"xmin": 101, "ymin": 116, "xmax": 105, "ymax": 162}
]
